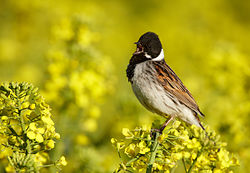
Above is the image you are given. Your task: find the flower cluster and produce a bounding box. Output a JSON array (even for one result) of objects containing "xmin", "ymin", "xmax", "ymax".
[
  {"xmin": 205, "ymin": 46, "xmax": 250, "ymax": 170},
  {"xmin": 44, "ymin": 16, "xmax": 113, "ymax": 133},
  {"xmin": 0, "ymin": 82, "xmax": 66, "ymax": 172},
  {"xmin": 42, "ymin": 15, "xmax": 114, "ymax": 172},
  {"xmin": 112, "ymin": 120, "xmax": 239, "ymax": 172}
]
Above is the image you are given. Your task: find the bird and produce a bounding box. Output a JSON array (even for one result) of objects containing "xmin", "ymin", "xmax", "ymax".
[{"xmin": 126, "ymin": 32, "xmax": 205, "ymax": 133}]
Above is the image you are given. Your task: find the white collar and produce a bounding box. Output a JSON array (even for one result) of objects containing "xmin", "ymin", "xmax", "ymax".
[
  {"xmin": 145, "ymin": 49, "xmax": 164, "ymax": 61},
  {"xmin": 152, "ymin": 49, "xmax": 164, "ymax": 61}
]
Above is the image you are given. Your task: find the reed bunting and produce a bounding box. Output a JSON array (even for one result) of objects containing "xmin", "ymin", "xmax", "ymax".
[{"xmin": 126, "ymin": 32, "xmax": 205, "ymax": 132}]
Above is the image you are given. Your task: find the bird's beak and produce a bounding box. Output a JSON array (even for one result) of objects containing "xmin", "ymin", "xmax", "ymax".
[{"xmin": 133, "ymin": 42, "xmax": 144, "ymax": 55}]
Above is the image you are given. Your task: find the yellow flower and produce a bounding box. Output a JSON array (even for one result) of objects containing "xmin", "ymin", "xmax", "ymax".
[
  {"xmin": 158, "ymin": 133, "xmax": 167, "ymax": 142},
  {"xmin": 125, "ymin": 143, "xmax": 137, "ymax": 157},
  {"xmin": 111, "ymin": 138, "xmax": 125, "ymax": 150},
  {"xmin": 1, "ymin": 116, "xmax": 8, "ymax": 121},
  {"xmin": 111, "ymin": 138, "xmax": 116, "ymax": 144},
  {"xmin": 217, "ymin": 149, "xmax": 230, "ymax": 168},
  {"xmin": 183, "ymin": 152, "xmax": 191, "ymax": 158},
  {"xmin": 21, "ymin": 102, "xmax": 29, "ymax": 109},
  {"xmin": 117, "ymin": 142, "xmax": 125, "ymax": 150},
  {"xmin": 122, "ymin": 128, "xmax": 131, "ymax": 137},
  {"xmin": 170, "ymin": 129, "xmax": 180, "ymax": 137},
  {"xmin": 41, "ymin": 115, "xmax": 54, "ymax": 125},
  {"xmin": 5, "ymin": 164, "xmax": 15, "ymax": 173},
  {"xmin": 191, "ymin": 153, "xmax": 197, "ymax": 160},
  {"xmin": 0, "ymin": 146, "xmax": 12, "ymax": 158},
  {"xmin": 35, "ymin": 152, "xmax": 48, "ymax": 166},
  {"xmin": 172, "ymin": 120, "xmax": 181, "ymax": 129},
  {"xmin": 187, "ymin": 138, "xmax": 201, "ymax": 149},
  {"xmin": 0, "ymin": 82, "xmax": 62, "ymax": 171},
  {"xmin": 29, "ymin": 103, "xmax": 36, "ymax": 110},
  {"xmin": 172, "ymin": 153, "xmax": 182, "ymax": 160},
  {"xmin": 213, "ymin": 168, "xmax": 222, "ymax": 173},
  {"xmin": 137, "ymin": 141, "xmax": 150, "ymax": 154},
  {"xmin": 58, "ymin": 156, "xmax": 67, "ymax": 166},
  {"xmin": 153, "ymin": 162, "xmax": 163, "ymax": 170},
  {"xmin": 46, "ymin": 140, "xmax": 55, "ymax": 149},
  {"xmin": 27, "ymin": 123, "xmax": 45, "ymax": 143},
  {"xmin": 197, "ymin": 155, "xmax": 210, "ymax": 166},
  {"xmin": 54, "ymin": 133, "xmax": 60, "ymax": 140},
  {"xmin": 46, "ymin": 124, "xmax": 55, "ymax": 133}
]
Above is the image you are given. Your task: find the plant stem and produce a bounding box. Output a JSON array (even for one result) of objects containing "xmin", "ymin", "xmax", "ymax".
[
  {"xmin": 17, "ymin": 101, "xmax": 32, "ymax": 154},
  {"xmin": 182, "ymin": 158, "xmax": 188, "ymax": 173},
  {"xmin": 17, "ymin": 97, "xmax": 39, "ymax": 172},
  {"xmin": 146, "ymin": 132, "xmax": 160, "ymax": 173},
  {"xmin": 126, "ymin": 157, "xmax": 138, "ymax": 166},
  {"xmin": 187, "ymin": 146, "xmax": 204, "ymax": 173},
  {"xmin": 38, "ymin": 163, "xmax": 55, "ymax": 168}
]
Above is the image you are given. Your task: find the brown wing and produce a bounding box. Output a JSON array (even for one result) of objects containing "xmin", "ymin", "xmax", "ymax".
[{"xmin": 153, "ymin": 61, "xmax": 204, "ymax": 117}]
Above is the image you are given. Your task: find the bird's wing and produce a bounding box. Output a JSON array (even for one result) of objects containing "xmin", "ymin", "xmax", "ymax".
[{"xmin": 153, "ymin": 61, "xmax": 204, "ymax": 117}]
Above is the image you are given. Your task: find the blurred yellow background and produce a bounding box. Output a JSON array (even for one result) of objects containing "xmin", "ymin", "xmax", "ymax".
[{"xmin": 0, "ymin": 0, "xmax": 249, "ymax": 172}]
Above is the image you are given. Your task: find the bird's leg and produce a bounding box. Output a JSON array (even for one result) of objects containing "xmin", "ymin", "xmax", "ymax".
[
  {"xmin": 151, "ymin": 116, "xmax": 174, "ymax": 138},
  {"xmin": 159, "ymin": 116, "xmax": 174, "ymax": 133}
]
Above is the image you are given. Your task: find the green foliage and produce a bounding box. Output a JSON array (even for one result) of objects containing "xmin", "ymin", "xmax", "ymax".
[
  {"xmin": 0, "ymin": 82, "xmax": 66, "ymax": 172},
  {"xmin": 112, "ymin": 121, "xmax": 239, "ymax": 172}
]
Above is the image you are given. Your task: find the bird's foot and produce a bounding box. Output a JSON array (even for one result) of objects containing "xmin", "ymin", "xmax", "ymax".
[
  {"xmin": 150, "ymin": 128, "xmax": 162, "ymax": 139},
  {"xmin": 150, "ymin": 117, "xmax": 174, "ymax": 139}
]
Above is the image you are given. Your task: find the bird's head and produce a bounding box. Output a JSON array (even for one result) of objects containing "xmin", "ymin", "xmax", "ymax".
[{"xmin": 133, "ymin": 32, "xmax": 164, "ymax": 61}]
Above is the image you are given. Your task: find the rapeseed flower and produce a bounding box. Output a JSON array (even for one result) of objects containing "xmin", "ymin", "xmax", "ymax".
[
  {"xmin": 0, "ymin": 82, "xmax": 66, "ymax": 172},
  {"xmin": 112, "ymin": 120, "xmax": 239, "ymax": 172}
]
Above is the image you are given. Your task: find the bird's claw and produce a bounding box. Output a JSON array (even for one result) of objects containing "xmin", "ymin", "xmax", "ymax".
[{"xmin": 150, "ymin": 128, "xmax": 162, "ymax": 139}]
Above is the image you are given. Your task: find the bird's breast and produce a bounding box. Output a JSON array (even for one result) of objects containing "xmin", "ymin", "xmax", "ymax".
[
  {"xmin": 131, "ymin": 62, "xmax": 157, "ymax": 113},
  {"xmin": 130, "ymin": 61, "xmax": 183, "ymax": 117},
  {"xmin": 131, "ymin": 62, "xmax": 164, "ymax": 114}
]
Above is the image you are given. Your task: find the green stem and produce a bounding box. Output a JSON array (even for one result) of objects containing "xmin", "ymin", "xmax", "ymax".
[
  {"xmin": 182, "ymin": 158, "xmax": 188, "ymax": 173},
  {"xmin": 18, "ymin": 104, "xmax": 32, "ymax": 154},
  {"xmin": 38, "ymin": 163, "xmax": 55, "ymax": 168},
  {"xmin": 126, "ymin": 157, "xmax": 138, "ymax": 166},
  {"xmin": 146, "ymin": 132, "xmax": 160, "ymax": 173},
  {"xmin": 187, "ymin": 146, "xmax": 204, "ymax": 173},
  {"xmin": 7, "ymin": 156, "xmax": 14, "ymax": 167},
  {"xmin": 17, "ymin": 98, "xmax": 39, "ymax": 172}
]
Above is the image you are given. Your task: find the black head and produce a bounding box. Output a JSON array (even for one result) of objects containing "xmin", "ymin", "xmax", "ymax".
[{"xmin": 134, "ymin": 32, "xmax": 162, "ymax": 59}]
